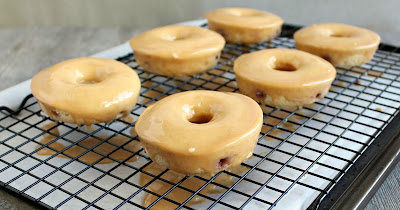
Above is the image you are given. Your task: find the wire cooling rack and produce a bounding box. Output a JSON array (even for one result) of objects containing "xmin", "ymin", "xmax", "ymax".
[{"xmin": 1, "ymin": 23, "xmax": 400, "ymax": 209}]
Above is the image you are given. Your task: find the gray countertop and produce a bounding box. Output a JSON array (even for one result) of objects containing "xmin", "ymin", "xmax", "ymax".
[{"xmin": 0, "ymin": 27, "xmax": 399, "ymax": 210}]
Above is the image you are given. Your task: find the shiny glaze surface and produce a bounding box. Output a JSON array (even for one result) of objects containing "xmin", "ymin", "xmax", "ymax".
[
  {"xmin": 31, "ymin": 57, "xmax": 141, "ymax": 124},
  {"xmin": 136, "ymin": 91, "xmax": 261, "ymax": 154},
  {"xmin": 234, "ymin": 49, "xmax": 336, "ymax": 86},
  {"xmin": 234, "ymin": 49, "xmax": 336, "ymax": 107},
  {"xmin": 294, "ymin": 23, "xmax": 380, "ymax": 51},
  {"xmin": 135, "ymin": 90, "xmax": 263, "ymax": 175},
  {"xmin": 205, "ymin": 7, "xmax": 283, "ymax": 29},
  {"xmin": 129, "ymin": 25, "xmax": 225, "ymax": 59}
]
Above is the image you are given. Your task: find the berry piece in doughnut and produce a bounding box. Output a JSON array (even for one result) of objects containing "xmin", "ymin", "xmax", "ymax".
[
  {"xmin": 205, "ymin": 8, "xmax": 283, "ymax": 44},
  {"xmin": 234, "ymin": 49, "xmax": 336, "ymax": 107},
  {"xmin": 294, "ymin": 23, "xmax": 381, "ymax": 68},
  {"xmin": 135, "ymin": 90, "xmax": 263, "ymax": 175},
  {"xmin": 31, "ymin": 57, "xmax": 141, "ymax": 126},
  {"xmin": 129, "ymin": 25, "xmax": 225, "ymax": 77}
]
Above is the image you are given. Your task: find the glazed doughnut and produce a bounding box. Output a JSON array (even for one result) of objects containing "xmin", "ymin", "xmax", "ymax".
[
  {"xmin": 135, "ymin": 90, "xmax": 263, "ymax": 175},
  {"xmin": 205, "ymin": 8, "xmax": 283, "ymax": 44},
  {"xmin": 294, "ymin": 23, "xmax": 381, "ymax": 68},
  {"xmin": 234, "ymin": 49, "xmax": 336, "ymax": 107},
  {"xmin": 129, "ymin": 25, "xmax": 225, "ymax": 77},
  {"xmin": 31, "ymin": 57, "xmax": 141, "ymax": 126}
]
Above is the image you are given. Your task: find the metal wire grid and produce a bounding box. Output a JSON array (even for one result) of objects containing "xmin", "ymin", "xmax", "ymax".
[{"xmin": 0, "ymin": 24, "xmax": 399, "ymax": 209}]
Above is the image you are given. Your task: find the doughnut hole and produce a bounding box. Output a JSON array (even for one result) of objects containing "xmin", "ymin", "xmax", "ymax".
[
  {"xmin": 164, "ymin": 31, "xmax": 192, "ymax": 41},
  {"xmin": 79, "ymin": 79, "xmax": 101, "ymax": 84},
  {"xmin": 74, "ymin": 68, "xmax": 106, "ymax": 84},
  {"xmin": 327, "ymin": 30, "xmax": 354, "ymax": 38},
  {"xmin": 226, "ymin": 8, "xmax": 262, "ymax": 17},
  {"xmin": 188, "ymin": 112, "xmax": 214, "ymax": 124},
  {"xmin": 272, "ymin": 61, "xmax": 297, "ymax": 71},
  {"xmin": 329, "ymin": 33, "xmax": 352, "ymax": 38},
  {"xmin": 184, "ymin": 103, "xmax": 215, "ymax": 124}
]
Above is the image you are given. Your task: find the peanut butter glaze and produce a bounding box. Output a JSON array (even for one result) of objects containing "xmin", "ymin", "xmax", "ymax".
[
  {"xmin": 130, "ymin": 25, "xmax": 225, "ymax": 76},
  {"xmin": 206, "ymin": 8, "xmax": 283, "ymax": 29},
  {"xmin": 140, "ymin": 162, "xmax": 249, "ymax": 209},
  {"xmin": 234, "ymin": 49, "xmax": 336, "ymax": 107},
  {"xmin": 294, "ymin": 23, "xmax": 380, "ymax": 51},
  {"xmin": 130, "ymin": 25, "xmax": 224, "ymax": 59},
  {"xmin": 135, "ymin": 90, "xmax": 263, "ymax": 175},
  {"xmin": 36, "ymin": 123, "xmax": 141, "ymax": 164},
  {"xmin": 31, "ymin": 57, "xmax": 141, "ymax": 125},
  {"xmin": 206, "ymin": 8, "xmax": 283, "ymax": 44},
  {"xmin": 294, "ymin": 23, "xmax": 380, "ymax": 67}
]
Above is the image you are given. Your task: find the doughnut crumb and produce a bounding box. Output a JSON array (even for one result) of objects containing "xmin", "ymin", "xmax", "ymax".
[{"xmin": 50, "ymin": 109, "xmax": 60, "ymax": 118}]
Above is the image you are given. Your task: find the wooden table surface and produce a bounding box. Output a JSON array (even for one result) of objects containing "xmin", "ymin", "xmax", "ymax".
[{"xmin": 0, "ymin": 27, "xmax": 399, "ymax": 210}]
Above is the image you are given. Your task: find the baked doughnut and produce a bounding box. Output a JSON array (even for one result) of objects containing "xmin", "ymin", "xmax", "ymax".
[
  {"xmin": 31, "ymin": 57, "xmax": 141, "ymax": 126},
  {"xmin": 294, "ymin": 23, "xmax": 381, "ymax": 68},
  {"xmin": 234, "ymin": 49, "xmax": 336, "ymax": 107},
  {"xmin": 129, "ymin": 25, "xmax": 225, "ymax": 77},
  {"xmin": 205, "ymin": 8, "xmax": 283, "ymax": 44},
  {"xmin": 135, "ymin": 90, "xmax": 263, "ymax": 175}
]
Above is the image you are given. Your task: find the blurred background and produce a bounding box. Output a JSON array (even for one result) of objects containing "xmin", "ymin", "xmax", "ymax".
[{"xmin": 0, "ymin": 0, "xmax": 399, "ymax": 44}]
